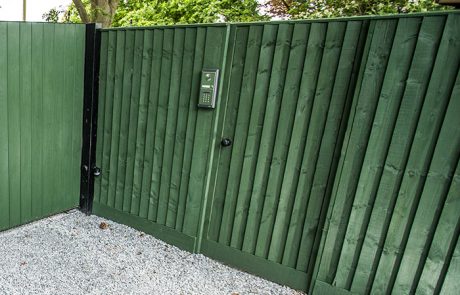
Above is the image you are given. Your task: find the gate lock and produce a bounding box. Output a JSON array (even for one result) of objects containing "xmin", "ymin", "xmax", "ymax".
[{"xmin": 82, "ymin": 165, "xmax": 101, "ymax": 177}]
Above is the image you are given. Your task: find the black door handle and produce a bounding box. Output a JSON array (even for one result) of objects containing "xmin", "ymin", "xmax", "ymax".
[{"xmin": 221, "ymin": 138, "xmax": 232, "ymax": 147}]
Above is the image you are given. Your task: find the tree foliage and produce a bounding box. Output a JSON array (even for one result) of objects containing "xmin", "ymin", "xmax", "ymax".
[
  {"xmin": 263, "ymin": 0, "xmax": 450, "ymax": 19},
  {"xmin": 113, "ymin": 0, "xmax": 266, "ymax": 26},
  {"xmin": 44, "ymin": 0, "xmax": 451, "ymax": 27},
  {"xmin": 74, "ymin": 0, "xmax": 119, "ymax": 27},
  {"xmin": 43, "ymin": 0, "xmax": 119, "ymax": 27},
  {"xmin": 45, "ymin": 0, "xmax": 265, "ymax": 27}
]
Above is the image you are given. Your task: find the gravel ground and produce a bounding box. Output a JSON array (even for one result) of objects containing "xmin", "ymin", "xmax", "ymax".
[{"xmin": 0, "ymin": 210, "xmax": 303, "ymax": 295}]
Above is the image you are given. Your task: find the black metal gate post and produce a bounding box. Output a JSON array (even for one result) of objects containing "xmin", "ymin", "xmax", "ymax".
[{"xmin": 80, "ymin": 23, "xmax": 101, "ymax": 214}]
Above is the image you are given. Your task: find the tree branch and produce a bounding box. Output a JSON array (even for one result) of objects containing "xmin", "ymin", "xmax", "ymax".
[
  {"xmin": 281, "ymin": 0, "xmax": 290, "ymax": 10},
  {"xmin": 72, "ymin": 0, "xmax": 90, "ymax": 23}
]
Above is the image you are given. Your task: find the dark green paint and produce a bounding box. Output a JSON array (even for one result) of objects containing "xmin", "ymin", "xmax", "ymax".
[
  {"xmin": 93, "ymin": 26, "xmax": 228, "ymax": 239},
  {"xmin": 90, "ymin": 11, "xmax": 460, "ymax": 293},
  {"xmin": 314, "ymin": 13, "xmax": 460, "ymax": 295},
  {"xmin": 0, "ymin": 22, "xmax": 85, "ymax": 231}
]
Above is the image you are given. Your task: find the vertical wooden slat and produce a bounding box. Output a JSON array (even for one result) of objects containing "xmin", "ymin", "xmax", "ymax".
[
  {"xmin": 0, "ymin": 22, "xmax": 9, "ymax": 229},
  {"xmin": 392, "ymin": 63, "xmax": 460, "ymax": 293},
  {"xmin": 139, "ymin": 29, "xmax": 163, "ymax": 219},
  {"xmin": 157, "ymin": 28, "xmax": 185, "ymax": 225},
  {"xmin": 310, "ymin": 20, "xmax": 369, "ymax": 293},
  {"xmin": 313, "ymin": 19, "xmax": 375, "ymax": 287},
  {"xmin": 249, "ymin": 23, "xmax": 293, "ymax": 258},
  {"xmin": 333, "ymin": 17, "xmax": 420, "ymax": 288},
  {"xmin": 175, "ymin": 27, "xmax": 205, "ymax": 231},
  {"xmin": 227, "ymin": 25, "xmax": 269, "ymax": 249},
  {"xmin": 264, "ymin": 22, "xmax": 311, "ymax": 261},
  {"xmin": 41, "ymin": 24, "xmax": 55, "ymax": 217},
  {"xmin": 316, "ymin": 19, "xmax": 397, "ymax": 282},
  {"xmin": 8, "ymin": 22, "xmax": 22, "ymax": 227},
  {"xmin": 371, "ymin": 15, "xmax": 457, "ymax": 294},
  {"xmin": 148, "ymin": 29, "xmax": 174, "ymax": 221},
  {"xmin": 30, "ymin": 24, "xmax": 44, "ymax": 219},
  {"xmin": 19, "ymin": 23, "xmax": 32, "ymax": 223},
  {"xmin": 100, "ymin": 31, "xmax": 118, "ymax": 206},
  {"xmin": 62, "ymin": 25, "xmax": 77, "ymax": 209},
  {"xmin": 281, "ymin": 22, "xmax": 327, "ymax": 267},
  {"xmin": 130, "ymin": 30, "xmax": 154, "ymax": 216},
  {"xmin": 166, "ymin": 28, "xmax": 197, "ymax": 228},
  {"xmin": 233, "ymin": 24, "xmax": 279, "ymax": 253},
  {"xmin": 297, "ymin": 21, "xmax": 364, "ymax": 275},
  {"xmin": 116, "ymin": 30, "xmax": 135, "ymax": 211},
  {"xmin": 213, "ymin": 26, "xmax": 250, "ymax": 244},
  {"xmin": 416, "ymin": 159, "xmax": 460, "ymax": 295},
  {"xmin": 53, "ymin": 24, "xmax": 66, "ymax": 213},
  {"xmin": 283, "ymin": 21, "xmax": 347, "ymax": 270},
  {"xmin": 238, "ymin": 24, "xmax": 278, "ymax": 253},
  {"xmin": 107, "ymin": 30, "xmax": 125, "ymax": 209},
  {"xmin": 351, "ymin": 16, "xmax": 446, "ymax": 294},
  {"xmin": 256, "ymin": 22, "xmax": 308, "ymax": 260},
  {"xmin": 122, "ymin": 30, "xmax": 144, "ymax": 213},
  {"xmin": 439, "ymin": 234, "xmax": 460, "ymax": 294}
]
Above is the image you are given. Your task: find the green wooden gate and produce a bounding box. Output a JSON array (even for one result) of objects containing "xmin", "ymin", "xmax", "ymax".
[
  {"xmin": 200, "ymin": 20, "xmax": 368, "ymax": 290},
  {"xmin": 92, "ymin": 25, "xmax": 229, "ymax": 252},
  {"xmin": 0, "ymin": 22, "xmax": 86, "ymax": 230}
]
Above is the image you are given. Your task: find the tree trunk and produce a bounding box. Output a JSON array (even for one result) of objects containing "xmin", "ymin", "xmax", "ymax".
[
  {"xmin": 72, "ymin": 0, "xmax": 119, "ymax": 28},
  {"xmin": 91, "ymin": 0, "xmax": 119, "ymax": 28},
  {"xmin": 72, "ymin": 0, "xmax": 90, "ymax": 23}
]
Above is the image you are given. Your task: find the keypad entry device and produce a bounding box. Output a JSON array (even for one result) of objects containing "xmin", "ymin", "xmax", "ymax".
[{"xmin": 198, "ymin": 69, "xmax": 219, "ymax": 109}]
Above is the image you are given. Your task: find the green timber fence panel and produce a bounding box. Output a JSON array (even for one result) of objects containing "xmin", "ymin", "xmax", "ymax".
[
  {"xmin": 312, "ymin": 12, "xmax": 460, "ymax": 295},
  {"xmin": 92, "ymin": 25, "xmax": 229, "ymax": 252},
  {"xmin": 92, "ymin": 11, "xmax": 460, "ymax": 293},
  {"xmin": 0, "ymin": 22, "xmax": 86, "ymax": 231},
  {"xmin": 201, "ymin": 20, "xmax": 368, "ymax": 290}
]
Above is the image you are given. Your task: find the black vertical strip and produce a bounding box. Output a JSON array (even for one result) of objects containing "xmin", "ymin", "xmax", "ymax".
[{"xmin": 80, "ymin": 23, "xmax": 101, "ymax": 214}]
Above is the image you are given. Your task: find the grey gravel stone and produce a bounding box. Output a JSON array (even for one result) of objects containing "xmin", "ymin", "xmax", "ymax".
[{"xmin": 0, "ymin": 210, "xmax": 303, "ymax": 295}]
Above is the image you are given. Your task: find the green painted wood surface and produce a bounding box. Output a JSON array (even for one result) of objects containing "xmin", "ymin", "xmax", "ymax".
[
  {"xmin": 350, "ymin": 15, "xmax": 446, "ymax": 294},
  {"xmin": 316, "ymin": 18, "xmax": 398, "ymax": 284},
  {"xmin": 94, "ymin": 26, "xmax": 228, "ymax": 241},
  {"xmin": 440, "ymin": 234, "xmax": 460, "ymax": 295},
  {"xmin": 371, "ymin": 14, "xmax": 459, "ymax": 295},
  {"xmin": 92, "ymin": 11, "xmax": 460, "ymax": 293},
  {"xmin": 334, "ymin": 17, "xmax": 421, "ymax": 289},
  {"xmin": 313, "ymin": 12, "xmax": 460, "ymax": 295},
  {"xmin": 416, "ymin": 160, "xmax": 460, "ymax": 294},
  {"xmin": 313, "ymin": 280, "xmax": 355, "ymax": 295},
  {"xmin": 202, "ymin": 239, "xmax": 309, "ymax": 290},
  {"xmin": 202, "ymin": 20, "xmax": 368, "ymax": 291},
  {"xmin": 392, "ymin": 67, "xmax": 460, "ymax": 293},
  {"xmin": 0, "ymin": 22, "xmax": 85, "ymax": 231}
]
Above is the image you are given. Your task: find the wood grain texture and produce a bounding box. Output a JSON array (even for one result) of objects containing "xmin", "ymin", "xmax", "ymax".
[
  {"xmin": 313, "ymin": 13, "xmax": 460, "ymax": 295},
  {"xmin": 0, "ymin": 23, "xmax": 85, "ymax": 230},
  {"xmin": 91, "ymin": 12, "xmax": 460, "ymax": 293},
  {"xmin": 94, "ymin": 26, "xmax": 228, "ymax": 240},
  {"xmin": 202, "ymin": 20, "xmax": 367, "ymax": 291},
  {"xmin": 334, "ymin": 17, "xmax": 421, "ymax": 289}
]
